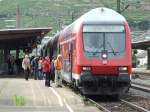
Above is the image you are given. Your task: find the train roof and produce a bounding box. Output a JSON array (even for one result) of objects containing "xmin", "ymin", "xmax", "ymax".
[
  {"xmin": 81, "ymin": 7, "xmax": 126, "ymax": 23},
  {"xmin": 81, "ymin": 7, "xmax": 126, "ymax": 24},
  {"xmin": 62, "ymin": 7, "xmax": 127, "ymax": 33}
]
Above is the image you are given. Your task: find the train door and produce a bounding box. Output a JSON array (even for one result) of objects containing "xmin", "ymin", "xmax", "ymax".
[
  {"xmin": 69, "ymin": 42, "xmax": 73, "ymax": 82},
  {"xmin": 61, "ymin": 42, "xmax": 73, "ymax": 83}
]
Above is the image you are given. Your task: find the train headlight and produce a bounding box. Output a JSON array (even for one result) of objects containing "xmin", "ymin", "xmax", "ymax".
[
  {"xmin": 82, "ymin": 66, "xmax": 91, "ymax": 71},
  {"xmin": 102, "ymin": 53, "xmax": 108, "ymax": 60},
  {"xmin": 102, "ymin": 54, "xmax": 107, "ymax": 58},
  {"xmin": 118, "ymin": 66, "xmax": 128, "ymax": 71}
]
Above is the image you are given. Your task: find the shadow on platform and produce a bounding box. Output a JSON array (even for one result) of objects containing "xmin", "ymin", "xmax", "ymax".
[{"xmin": 0, "ymin": 72, "xmax": 30, "ymax": 79}]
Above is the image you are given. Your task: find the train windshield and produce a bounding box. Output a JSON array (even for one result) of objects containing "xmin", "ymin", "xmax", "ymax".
[{"xmin": 83, "ymin": 24, "xmax": 125, "ymax": 58}]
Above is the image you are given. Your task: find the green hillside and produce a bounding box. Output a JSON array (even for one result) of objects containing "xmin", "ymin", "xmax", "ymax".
[{"xmin": 0, "ymin": 0, "xmax": 150, "ymax": 35}]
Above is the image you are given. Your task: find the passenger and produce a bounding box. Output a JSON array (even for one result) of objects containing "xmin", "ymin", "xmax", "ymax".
[
  {"xmin": 42, "ymin": 57, "xmax": 45, "ymax": 79},
  {"xmin": 22, "ymin": 55, "xmax": 30, "ymax": 80},
  {"xmin": 15, "ymin": 58, "xmax": 20, "ymax": 75},
  {"xmin": 7, "ymin": 54, "xmax": 15, "ymax": 75},
  {"xmin": 50, "ymin": 57, "xmax": 55, "ymax": 82},
  {"xmin": 30, "ymin": 56, "xmax": 35, "ymax": 77},
  {"xmin": 11, "ymin": 56, "xmax": 15, "ymax": 74},
  {"xmin": 38, "ymin": 57, "xmax": 43, "ymax": 80},
  {"xmin": 7, "ymin": 54, "xmax": 12, "ymax": 74},
  {"xmin": 31, "ymin": 57, "xmax": 38, "ymax": 80},
  {"xmin": 43, "ymin": 56, "xmax": 51, "ymax": 87},
  {"xmin": 54, "ymin": 54, "xmax": 63, "ymax": 87}
]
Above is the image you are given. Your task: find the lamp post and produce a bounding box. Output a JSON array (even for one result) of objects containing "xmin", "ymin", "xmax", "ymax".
[
  {"xmin": 16, "ymin": 5, "xmax": 21, "ymax": 28},
  {"xmin": 147, "ymin": 47, "xmax": 150, "ymax": 70},
  {"xmin": 117, "ymin": 0, "xmax": 121, "ymax": 13}
]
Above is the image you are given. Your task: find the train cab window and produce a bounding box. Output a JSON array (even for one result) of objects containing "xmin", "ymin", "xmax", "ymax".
[
  {"xmin": 83, "ymin": 24, "xmax": 125, "ymax": 58},
  {"xmin": 105, "ymin": 33, "xmax": 125, "ymax": 53},
  {"xmin": 83, "ymin": 33, "xmax": 104, "ymax": 53}
]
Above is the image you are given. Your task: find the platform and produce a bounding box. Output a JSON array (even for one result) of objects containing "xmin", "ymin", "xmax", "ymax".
[
  {"xmin": 132, "ymin": 68, "xmax": 150, "ymax": 74},
  {"xmin": 132, "ymin": 68, "xmax": 150, "ymax": 87},
  {"xmin": 0, "ymin": 76, "xmax": 100, "ymax": 112}
]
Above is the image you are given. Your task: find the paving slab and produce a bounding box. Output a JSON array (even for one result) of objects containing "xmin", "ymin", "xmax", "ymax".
[{"xmin": 0, "ymin": 77, "xmax": 101, "ymax": 112}]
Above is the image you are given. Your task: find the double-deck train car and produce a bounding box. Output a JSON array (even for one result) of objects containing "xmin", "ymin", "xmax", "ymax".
[{"xmin": 47, "ymin": 7, "xmax": 132, "ymax": 96}]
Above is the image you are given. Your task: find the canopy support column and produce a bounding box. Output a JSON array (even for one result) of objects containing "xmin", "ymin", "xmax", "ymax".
[{"xmin": 147, "ymin": 48, "xmax": 150, "ymax": 69}]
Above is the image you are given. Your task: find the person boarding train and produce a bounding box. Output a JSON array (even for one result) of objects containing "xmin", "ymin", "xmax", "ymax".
[{"xmin": 54, "ymin": 54, "xmax": 63, "ymax": 87}]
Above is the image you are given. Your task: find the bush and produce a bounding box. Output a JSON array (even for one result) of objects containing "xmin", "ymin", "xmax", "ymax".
[{"xmin": 138, "ymin": 20, "xmax": 149, "ymax": 30}]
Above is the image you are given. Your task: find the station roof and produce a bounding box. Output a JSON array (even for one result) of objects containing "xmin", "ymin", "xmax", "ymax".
[
  {"xmin": 132, "ymin": 29, "xmax": 150, "ymax": 50},
  {"xmin": 0, "ymin": 27, "xmax": 52, "ymax": 51}
]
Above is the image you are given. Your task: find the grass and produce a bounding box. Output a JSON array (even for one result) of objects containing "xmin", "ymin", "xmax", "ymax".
[{"xmin": 13, "ymin": 95, "xmax": 26, "ymax": 106}]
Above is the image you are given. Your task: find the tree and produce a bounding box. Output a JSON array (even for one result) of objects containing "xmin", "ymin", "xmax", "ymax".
[
  {"xmin": 138, "ymin": 20, "xmax": 149, "ymax": 30},
  {"xmin": 117, "ymin": 0, "xmax": 141, "ymax": 13}
]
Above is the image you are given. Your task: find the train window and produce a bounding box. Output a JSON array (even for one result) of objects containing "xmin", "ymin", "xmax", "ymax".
[
  {"xmin": 60, "ymin": 45, "xmax": 63, "ymax": 56},
  {"xmin": 105, "ymin": 33, "xmax": 125, "ymax": 53},
  {"xmin": 83, "ymin": 24, "xmax": 125, "ymax": 58},
  {"xmin": 72, "ymin": 40, "xmax": 76, "ymax": 50},
  {"xmin": 83, "ymin": 33, "xmax": 104, "ymax": 53},
  {"xmin": 83, "ymin": 24, "xmax": 124, "ymax": 32},
  {"xmin": 58, "ymin": 44, "xmax": 61, "ymax": 53},
  {"xmin": 63, "ymin": 59, "xmax": 71, "ymax": 72}
]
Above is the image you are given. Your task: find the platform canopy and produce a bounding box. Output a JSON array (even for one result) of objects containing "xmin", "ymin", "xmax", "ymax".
[
  {"xmin": 132, "ymin": 29, "xmax": 150, "ymax": 50},
  {"xmin": 0, "ymin": 27, "xmax": 52, "ymax": 51}
]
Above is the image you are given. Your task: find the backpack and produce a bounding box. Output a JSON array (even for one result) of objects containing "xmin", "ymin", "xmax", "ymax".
[{"xmin": 55, "ymin": 59, "xmax": 62, "ymax": 70}]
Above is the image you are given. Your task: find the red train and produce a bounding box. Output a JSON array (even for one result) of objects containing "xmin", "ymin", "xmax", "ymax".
[{"xmin": 43, "ymin": 7, "xmax": 132, "ymax": 96}]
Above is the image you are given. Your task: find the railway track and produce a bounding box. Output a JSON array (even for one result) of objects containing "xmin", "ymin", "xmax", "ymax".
[
  {"xmin": 84, "ymin": 83, "xmax": 150, "ymax": 112},
  {"xmin": 63, "ymin": 81, "xmax": 150, "ymax": 112},
  {"xmin": 132, "ymin": 70, "xmax": 150, "ymax": 90},
  {"xmin": 85, "ymin": 95, "xmax": 150, "ymax": 112},
  {"xmin": 131, "ymin": 83, "xmax": 150, "ymax": 93}
]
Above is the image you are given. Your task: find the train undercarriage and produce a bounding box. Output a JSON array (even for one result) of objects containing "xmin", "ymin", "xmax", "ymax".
[{"xmin": 77, "ymin": 72, "xmax": 131, "ymax": 96}]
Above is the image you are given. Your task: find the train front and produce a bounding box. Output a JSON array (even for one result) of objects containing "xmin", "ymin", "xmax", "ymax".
[{"xmin": 77, "ymin": 8, "xmax": 132, "ymax": 96}]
